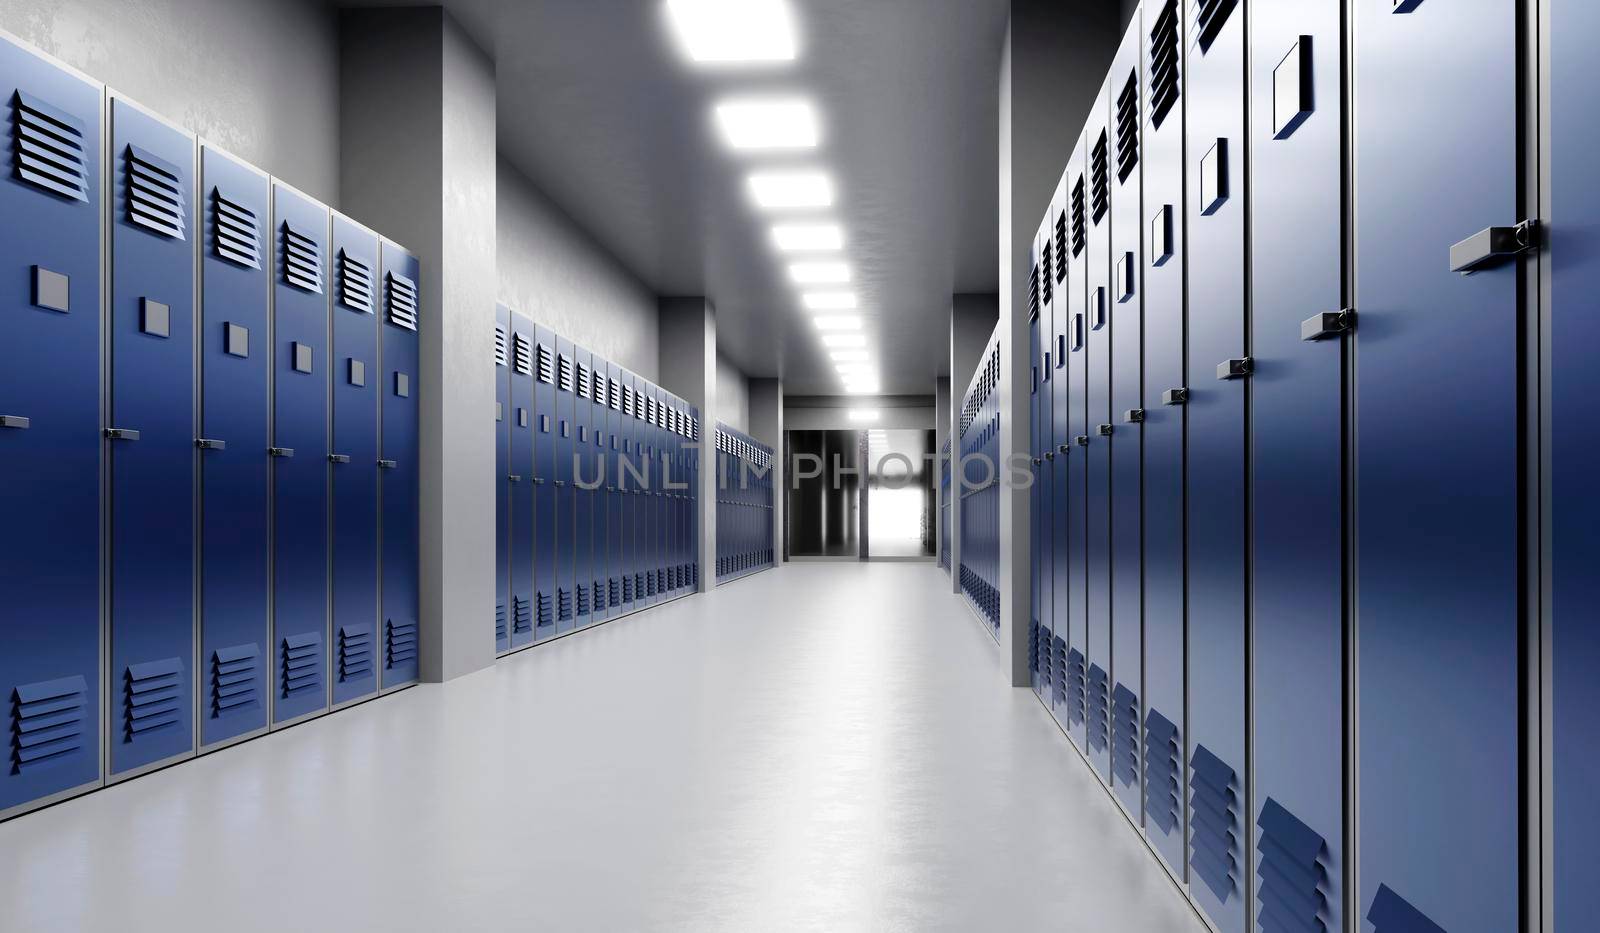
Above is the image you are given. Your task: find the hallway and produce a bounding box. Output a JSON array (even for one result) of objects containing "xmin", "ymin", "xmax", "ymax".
[{"xmin": 0, "ymin": 563, "xmax": 1200, "ymax": 933}]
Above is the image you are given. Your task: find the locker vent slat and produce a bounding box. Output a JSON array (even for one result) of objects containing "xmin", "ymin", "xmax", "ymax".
[
  {"xmin": 513, "ymin": 332, "xmax": 533, "ymax": 376},
  {"xmin": 1041, "ymin": 241, "xmax": 1054, "ymax": 306},
  {"xmin": 1028, "ymin": 265, "xmax": 1041, "ymax": 320},
  {"xmin": 576, "ymin": 583, "xmax": 590, "ymax": 616},
  {"xmin": 536, "ymin": 592, "xmax": 553, "ymax": 629},
  {"xmin": 1366, "ymin": 884, "xmax": 1446, "ymax": 933},
  {"xmin": 1188, "ymin": 744, "xmax": 1239, "ymax": 901},
  {"xmin": 1028, "ymin": 620, "xmax": 1042, "ymax": 677},
  {"xmin": 212, "ymin": 189, "xmax": 261, "ymax": 269},
  {"xmin": 1149, "ymin": 0, "xmax": 1181, "ymax": 129},
  {"xmin": 557, "ymin": 587, "xmax": 573, "ymax": 622},
  {"xmin": 1050, "ymin": 635, "xmax": 1067, "ymax": 707},
  {"xmin": 495, "ymin": 602, "xmax": 507, "ymax": 642},
  {"xmin": 384, "ymin": 620, "xmax": 417, "ymax": 668},
  {"xmin": 512, "ymin": 595, "xmax": 533, "ymax": 634},
  {"xmin": 594, "ymin": 372, "xmax": 608, "ymax": 406},
  {"xmin": 1110, "ymin": 682, "xmax": 1140, "ymax": 786},
  {"xmin": 279, "ymin": 633, "xmax": 321, "ymax": 697},
  {"xmin": 557, "ymin": 354, "xmax": 573, "ymax": 393},
  {"xmin": 1086, "ymin": 663, "xmax": 1110, "ymax": 751},
  {"xmin": 577, "ymin": 362, "xmax": 591, "ymax": 400},
  {"xmin": 385, "ymin": 271, "xmax": 418, "ymax": 330},
  {"xmin": 1090, "ymin": 131, "xmax": 1109, "ymax": 224},
  {"xmin": 1116, "ymin": 71, "xmax": 1140, "ymax": 183},
  {"xmin": 124, "ymin": 145, "xmax": 187, "ymax": 240},
  {"xmin": 1066, "ymin": 647, "xmax": 1087, "ymax": 724},
  {"xmin": 338, "ymin": 627, "xmax": 373, "ymax": 682},
  {"xmin": 1070, "ymin": 177, "xmax": 1087, "ymax": 257},
  {"xmin": 536, "ymin": 343, "xmax": 555, "ymax": 384},
  {"xmin": 280, "ymin": 223, "xmax": 323, "ymax": 294},
  {"xmin": 123, "ymin": 657, "xmax": 184, "ymax": 739},
  {"xmin": 609, "ymin": 380, "xmax": 621, "ymax": 410},
  {"xmin": 494, "ymin": 325, "xmax": 508, "ymax": 367},
  {"xmin": 209, "ymin": 643, "xmax": 260, "ymax": 716},
  {"xmin": 1255, "ymin": 798, "xmax": 1330, "ymax": 933},
  {"xmin": 9, "ymin": 675, "xmax": 88, "ymax": 771},
  {"xmin": 10, "ymin": 91, "xmax": 90, "ymax": 201},
  {"xmin": 1193, "ymin": 0, "xmax": 1238, "ymax": 54},
  {"xmin": 337, "ymin": 249, "xmax": 372, "ymax": 312},
  {"xmin": 1144, "ymin": 707, "xmax": 1183, "ymax": 834},
  {"xmin": 1054, "ymin": 211, "xmax": 1068, "ymax": 282}
]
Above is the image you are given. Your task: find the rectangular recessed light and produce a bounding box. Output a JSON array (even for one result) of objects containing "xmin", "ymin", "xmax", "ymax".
[
  {"xmin": 812, "ymin": 315, "xmax": 862, "ymax": 330},
  {"xmin": 835, "ymin": 361, "xmax": 875, "ymax": 373},
  {"xmin": 788, "ymin": 261, "xmax": 851, "ymax": 284},
  {"xmin": 843, "ymin": 382, "xmax": 880, "ymax": 395},
  {"xmin": 715, "ymin": 99, "xmax": 818, "ymax": 150},
  {"xmin": 802, "ymin": 291, "xmax": 857, "ymax": 310},
  {"xmin": 665, "ymin": 0, "xmax": 797, "ymax": 64},
  {"xmin": 747, "ymin": 171, "xmax": 833, "ymax": 209},
  {"xmin": 830, "ymin": 349, "xmax": 868, "ymax": 362},
  {"xmin": 772, "ymin": 223, "xmax": 843, "ymax": 251},
  {"xmin": 847, "ymin": 409, "xmax": 881, "ymax": 422},
  {"xmin": 821, "ymin": 334, "xmax": 866, "ymax": 348}
]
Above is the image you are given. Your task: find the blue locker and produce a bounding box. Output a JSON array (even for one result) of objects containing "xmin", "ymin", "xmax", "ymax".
[
  {"xmin": 329, "ymin": 215, "xmax": 380, "ymax": 708},
  {"xmin": 1107, "ymin": 18, "xmax": 1145, "ymax": 820},
  {"xmin": 688, "ymin": 407, "xmax": 700, "ymax": 591},
  {"xmin": 666, "ymin": 396, "xmax": 682, "ymax": 593},
  {"xmin": 108, "ymin": 98, "xmax": 196, "ymax": 774},
  {"xmin": 532, "ymin": 325, "xmax": 558, "ymax": 638},
  {"xmin": 593, "ymin": 364, "xmax": 612, "ymax": 619},
  {"xmin": 606, "ymin": 361, "xmax": 623, "ymax": 615},
  {"xmin": 1139, "ymin": 0, "xmax": 1188, "ymax": 881},
  {"xmin": 574, "ymin": 348, "xmax": 595, "ymax": 627},
  {"xmin": 653, "ymin": 389, "xmax": 668, "ymax": 596},
  {"xmin": 198, "ymin": 146, "xmax": 271, "ymax": 747},
  {"xmin": 1048, "ymin": 173, "xmax": 1071, "ymax": 727},
  {"xmin": 378, "ymin": 240, "xmax": 419, "ymax": 689},
  {"xmin": 494, "ymin": 305, "xmax": 511, "ymax": 652},
  {"xmin": 1084, "ymin": 76, "xmax": 1115, "ymax": 786},
  {"xmin": 554, "ymin": 335, "xmax": 576, "ymax": 632},
  {"xmin": 1553, "ymin": 2, "xmax": 1600, "ymax": 929},
  {"xmin": 628, "ymin": 375, "xmax": 646, "ymax": 607},
  {"xmin": 508, "ymin": 315, "xmax": 535, "ymax": 649},
  {"xmin": 269, "ymin": 183, "xmax": 329, "ymax": 725},
  {"xmin": 1249, "ymin": 3, "xmax": 1345, "ymax": 932},
  {"xmin": 1353, "ymin": 1, "xmax": 1521, "ymax": 931},
  {"xmin": 1029, "ymin": 247, "xmax": 1044, "ymax": 702},
  {"xmin": 0, "ymin": 40, "xmax": 104, "ymax": 815},
  {"xmin": 1184, "ymin": 0, "xmax": 1248, "ymax": 926},
  {"xmin": 1064, "ymin": 135, "xmax": 1090, "ymax": 751},
  {"xmin": 614, "ymin": 371, "xmax": 634, "ymax": 614}
]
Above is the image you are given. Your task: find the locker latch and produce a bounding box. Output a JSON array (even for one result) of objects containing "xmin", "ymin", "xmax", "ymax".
[
  {"xmin": 104, "ymin": 428, "xmax": 141, "ymax": 441},
  {"xmin": 1044, "ymin": 452, "xmax": 1054, "ymax": 461},
  {"xmin": 1058, "ymin": 444, "xmax": 1071, "ymax": 455},
  {"xmin": 508, "ymin": 474, "xmax": 523, "ymax": 483},
  {"xmin": 378, "ymin": 459, "xmax": 398, "ymax": 469},
  {"xmin": 0, "ymin": 415, "xmax": 30, "ymax": 430},
  {"xmin": 1162, "ymin": 388, "xmax": 1188, "ymax": 405},
  {"xmin": 328, "ymin": 454, "xmax": 351, "ymax": 464},
  {"xmin": 195, "ymin": 438, "xmax": 227, "ymax": 451},
  {"xmin": 1075, "ymin": 435, "xmax": 1090, "ymax": 447},
  {"xmin": 1123, "ymin": 409, "xmax": 1145, "ymax": 424},
  {"xmin": 269, "ymin": 447, "xmax": 295, "ymax": 458},
  {"xmin": 1097, "ymin": 424, "xmax": 1114, "ymax": 436},
  {"xmin": 1217, "ymin": 358, "xmax": 1253, "ymax": 380},
  {"xmin": 1301, "ymin": 309, "xmax": 1355, "ymax": 342},
  {"xmin": 554, "ymin": 479, "xmax": 566, "ymax": 487},
  {"xmin": 1450, "ymin": 219, "xmax": 1538, "ymax": 274},
  {"xmin": 533, "ymin": 477, "xmax": 545, "ymax": 484}
]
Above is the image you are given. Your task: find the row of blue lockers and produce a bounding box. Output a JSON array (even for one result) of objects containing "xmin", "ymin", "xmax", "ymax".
[
  {"xmin": 1, "ymin": 35, "xmax": 420, "ymax": 821},
  {"xmin": 493, "ymin": 306, "xmax": 700, "ymax": 654},
  {"xmin": 714, "ymin": 424, "xmax": 774, "ymax": 583},
  {"xmin": 957, "ymin": 334, "xmax": 1002, "ymax": 636},
  {"xmin": 1022, "ymin": 1, "xmax": 1596, "ymax": 932}
]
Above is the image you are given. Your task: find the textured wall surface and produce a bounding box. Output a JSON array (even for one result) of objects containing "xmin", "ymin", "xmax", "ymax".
[
  {"xmin": 1, "ymin": 0, "xmax": 340, "ymax": 205},
  {"xmin": 498, "ymin": 157, "xmax": 660, "ymax": 382},
  {"xmin": 716, "ymin": 353, "xmax": 749, "ymax": 433}
]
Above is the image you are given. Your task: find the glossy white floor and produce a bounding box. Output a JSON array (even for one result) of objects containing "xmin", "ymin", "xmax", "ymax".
[{"xmin": 0, "ymin": 562, "xmax": 1203, "ymax": 933}]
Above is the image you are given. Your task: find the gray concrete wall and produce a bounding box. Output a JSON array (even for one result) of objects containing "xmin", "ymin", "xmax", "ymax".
[
  {"xmin": 2, "ymin": 0, "xmax": 341, "ymax": 205},
  {"xmin": 747, "ymin": 379, "xmax": 784, "ymax": 565},
  {"xmin": 658, "ymin": 298, "xmax": 718, "ymax": 592},
  {"xmin": 716, "ymin": 353, "xmax": 749, "ymax": 433},
  {"xmin": 498, "ymin": 157, "xmax": 660, "ymax": 381}
]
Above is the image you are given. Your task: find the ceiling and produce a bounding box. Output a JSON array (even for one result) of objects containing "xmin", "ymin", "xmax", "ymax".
[{"xmin": 343, "ymin": 0, "xmax": 1009, "ymax": 395}]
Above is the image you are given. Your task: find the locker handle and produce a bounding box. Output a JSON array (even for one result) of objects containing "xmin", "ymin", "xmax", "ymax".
[
  {"xmin": 0, "ymin": 415, "xmax": 30, "ymax": 430},
  {"xmin": 378, "ymin": 459, "xmax": 398, "ymax": 469},
  {"xmin": 1301, "ymin": 309, "xmax": 1355, "ymax": 341},
  {"xmin": 1123, "ymin": 409, "xmax": 1145, "ymax": 424},
  {"xmin": 1217, "ymin": 358, "xmax": 1253, "ymax": 380},
  {"xmin": 1075, "ymin": 435, "xmax": 1090, "ymax": 447},
  {"xmin": 1162, "ymin": 388, "xmax": 1188, "ymax": 405},
  {"xmin": 105, "ymin": 428, "xmax": 141, "ymax": 441},
  {"xmin": 1032, "ymin": 457, "xmax": 1042, "ymax": 465},
  {"xmin": 196, "ymin": 438, "xmax": 227, "ymax": 451},
  {"xmin": 533, "ymin": 477, "xmax": 545, "ymax": 484},
  {"xmin": 553, "ymin": 479, "xmax": 566, "ymax": 487},
  {"xmin": 508, "ymin": 474, "xmax": 523, "ymax": 483},
  {"xmin": 1450, "ymin": 219, "xmax": 1537, "ymax": 274},
  {"xmin": 1058, "ymin": 444, "xmax": 1070, "ymax": 455},
  {"xmin": 329, "ymin": 454, "xmax": 351, "ymax": 464},
  {"xmin": 269, "ymin": 447, "xmax": 294, "ymax": 458},
  {"xmin": 1043, "ymin": 452, "xmax": 1054, "ymax": 461},
  {"xmin": 1097, "ymin": 424, "xmax": 1114, "ymax": 436}
]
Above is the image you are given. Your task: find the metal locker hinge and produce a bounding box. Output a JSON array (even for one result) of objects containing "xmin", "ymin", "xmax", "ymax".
[
  {"xmin": 328, "ymin": 454, "xmax": 351, "ymax": 464},
  {"xmin": 508, "ymin": 474, "xmax": 523, "ymax": 483},
  {"xmin": 1124, "ymin": 409, "xmax": 1145, "ymax": 424},
  {"xmin": 269, "ymin": 447, "xmax": 294, "ymax": 458},
  {"xmin": 195, "ymin": 438, "xmax": 227, "ymax": 450},
  {"xmin": 378, "ymin": 459, "xmax": 398, "ymax": 469},
  {"xmin": 0, "ymin": 415, "xmax": 31, "ymax": 429},
  {"xmin": 104, "ymin": 428, "xmax": 141, "ymax": 441},
  {"xmin": 1162, "ymin": 388, "xmax": 1188, "ymax": 405},
  {"xmin": 1450, "ymin": 219, "xmax": 1538, "ymax": 274},
  {"xmin": 1097, "ymin": 424, "xmax": 1114, "ymax": 436},
  {"xmin": 1075, "ymin": 435, "xmax": 1090, "ymax": 447},
  {"xmin": 1302, "ymin": 309, "xmax": 1355, "ymax": 341},
  {"xmin": 1217, "ymin": 358, "xmax": 1253, "ymax": 380}
]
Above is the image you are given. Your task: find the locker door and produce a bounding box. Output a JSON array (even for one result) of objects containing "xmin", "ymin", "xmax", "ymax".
[
  {"xmin": 655, "ymin": 391, "xmax": 669, "ymax": 594},
  {"xmin": 269, "ymin": 183, "xmax": 329, "ymax": 725},
  {"xmin": 0, "ymin": 40, "xmax": 104, "ymax": 815},
  {"xmin": 1029, "ymin": 249, "xmax": 1043, "ymax": 701},
  {"xmin": 616, "ymin": 373, "xmax": 635, "ymax": 614},
  {"xmin": 329, "ymin": 215, "xmax": 379, "ymax": 708},
  {"xmin": 108, "ymin": 99, "xmax": 196, "ymax": 774},
  {"xmin": 574, "ymin": 348, "xmax": 594, "ymax": 627},
  {"xmin": 592, "ymin": 366, "xmax": 611, "ymax": 621},
  {"xmin": 1049, "ymin": 179, "xmax": 1071, "ymax": 726},
  {"xmin": 1184, "ymin": 0, "xmax": 1249, "ymax": 926},
  {"xmin": 1108, "ymin": 18, "xmax": 1146, "ymax": 820},
  {"xmin": 1552, "ymin": 3, "xmax": 1600, "ymax": 928},
  {"xmin": 533, "ymin": 326, "xmax": 557, "ymax": 638},
  {"xmin": 494, "ymin": 304, "xmax": 511, "ymax": 653},
  {"xmin": 1065, "ymin": 136, "xmax": 1090, "ymax": 751},
  {"xmin": 1354, "ymin": 1, "xmax": 1521, "ymax": 931},
  {"xmin": 1140, "ymin": 0, "xmax": 1188, "ymax": 881},
  {"xmin": 1249, "ymin": 3, "xmax": 1345, "ymax": 933},
  {"xmin": 606, "ymin": 361, "xmax": 623, "ymax": 615},
  {"xmin": 507, "ymin": 318, "xmax": 534, "ymax": 650},
  {"xmin": 1084, "ymin": 78, "xmax": 1115, "ymax": 786},
  {"xmin": 378, "ymin": 241, "xmax": 419, "ymax": 689},
  {"xmin": 198, "ymin": 147, "xmax": 270, "ymax": 748},
  {"xmin": 690, "ymin": 409, "xmax": 701, "ymax": 590},
  {"xmin": 554, "ymin": 336, "xmax": 576, "ymax": 632}
]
